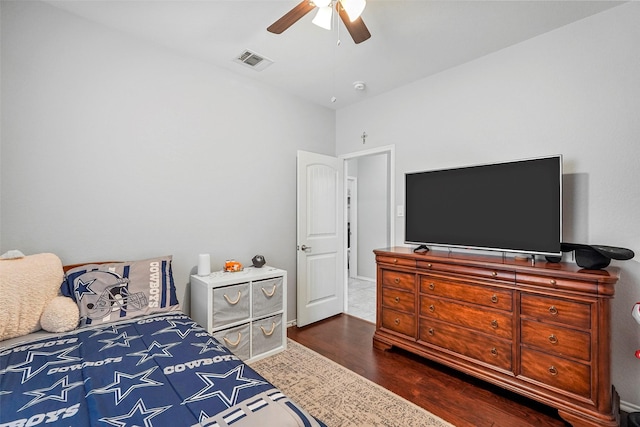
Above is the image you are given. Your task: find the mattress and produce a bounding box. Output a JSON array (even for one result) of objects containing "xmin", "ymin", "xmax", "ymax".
[{"xmin": 0, "ymin": 312, "xmax": 324, "ymax": 427}]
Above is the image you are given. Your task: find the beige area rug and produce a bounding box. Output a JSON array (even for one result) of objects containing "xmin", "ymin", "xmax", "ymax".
[{"xmin": 249, "ymin": 339, "xmax": 455, "ymax": 427}]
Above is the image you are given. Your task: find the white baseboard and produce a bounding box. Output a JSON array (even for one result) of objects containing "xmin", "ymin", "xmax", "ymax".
[
  {"xmin": 286, "ymin": 319, "xmax": 297, "ymax": 328},
  {"xmin": 622, "ymin": 399, "xmax": 640, "ymax": 414},
  {"xmin": 350, "ymin": 275, "xmax": 374, "ymax": 282}
]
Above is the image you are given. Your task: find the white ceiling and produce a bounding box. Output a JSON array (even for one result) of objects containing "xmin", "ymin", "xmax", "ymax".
[{"xmin": 45, "ymin": 0, "xmax": 623, "ymax": 110}]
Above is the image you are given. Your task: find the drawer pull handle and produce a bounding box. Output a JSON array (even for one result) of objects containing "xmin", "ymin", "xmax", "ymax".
[
  {"xmin": 548, "ymin": 334, "xmax": 558, "ymax": 345},
  {"xmin": 491, "ymin": 294, "xmax": 498, "ymax": 303},
  {"xmin": 549, "ymin": 306, "xmax": 558, "ymax": 316},
  {"xmin": 394, "ymin": 318, "xmax": 400, "ymax": 325},
  {"xmin": 548, "ymin": 366, "xmax": 558, "ymax": 376},
  {"xmin": 428, "ymin": 328, "xmax": 434, "ymax": 336},
  {"xmin": 393, "ymin": 258, "xmax": 398, "ymax": 264},
  {"xmin": 490, "ymin": 347, "xmax": 498, "ymax": 357},
  {"xmin": 491, "ymin": 271, "xmax": 498, "ymax": 277},
  {"xmin": 550, "ymin": 279, "xmax": 557, "ymax": 285},
  {"xmin": 394, "ymin": 297, "xmax": 400, "ymax": 303},
  {"xmin": 428, "ymin": 283, "xmax": 435, "ymax": 290},
  {"xmin": 224, "ymin": 291, "xmax": 242, "ymax": 305},
  {"xmin": 223, "ymin": 333, "xmax": 242, "ymax": 347},
  {"xmin": 261, "ymin": 285, "xmax": 277, "ymax": 297},
  {"xmin": 427, "ymin": 263, "xmax": 433, "ymax": 269},
  {"xmin": 429, "ymin": 304, "xmax": 435, "ymax": 313},
  {"xmin": 394, "ymin": 278, "xmax": 400, "ymax": 284},
  {"xmin": 261, "ymin": 322, "xmax": 277, "ymax": 336},
  {"xmin": 491, "ymin": 320, "xmax": 498, "ymax": 329}
]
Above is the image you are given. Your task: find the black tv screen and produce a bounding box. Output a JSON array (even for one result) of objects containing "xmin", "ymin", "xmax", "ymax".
[{"xmin": 405, "ymin": 155, "xmax": 562, "ymax": 256}]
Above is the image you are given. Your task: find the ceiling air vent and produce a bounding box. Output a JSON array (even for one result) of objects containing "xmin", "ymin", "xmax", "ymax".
[{"xmin": 234, "ymin": 49, "xmax": 274, "ymax": 72}]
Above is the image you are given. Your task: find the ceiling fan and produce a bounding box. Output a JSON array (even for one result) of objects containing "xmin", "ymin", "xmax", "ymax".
[{"xmin": 267, "ymin": 0, "xmax": 371, "ymax": 44}]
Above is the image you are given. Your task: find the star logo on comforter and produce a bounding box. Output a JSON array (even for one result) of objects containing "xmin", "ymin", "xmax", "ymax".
[
  {"xmin": 98, "ymin": 331, "xmax": 143, "ymax": 351},
  {"xmin": 152, "ymin": 319, "xmax": 202, "ymax": 339},
  {"xmin": 100, "ymin": 398, "xmax": 171, "ymax": 427},
  {"xmin": 0, "ymin": 345, "xmax": 82, "ymax": 383},
  {"xmin": 183, "ymin": 365, "xmax": 266, "ymax": 407},
  {"xmin": 19, "ymin": 375, "xmax": 86, "ymax": 411},
  {"xmin": 191, "ymin": 339, "xmax": 226, "ymax": 355},
  {"xmin": 87, "ymin": 366, "xmax": 163, "ymax": 405},
  {"xmin": 88, "ymin": 324, "xmax": 127, "ymax": 338},
  {"xmin": 127, "ymin": 341, "xmax": 179, "ymax": 366}
]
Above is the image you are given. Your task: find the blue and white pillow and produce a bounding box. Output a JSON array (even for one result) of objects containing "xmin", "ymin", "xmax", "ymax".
[{"xmin": 61, "ymin": 256, "xmax": 180, "ymax": 327}]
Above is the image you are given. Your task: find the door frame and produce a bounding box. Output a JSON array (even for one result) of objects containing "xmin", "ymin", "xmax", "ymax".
[
  {"xmin": 347, "ymin": 176, "xmax": 358, "ymax": 279},
  {"xmin": 339, "ymin": 145, "xmax": 395, "ymax": 312}
]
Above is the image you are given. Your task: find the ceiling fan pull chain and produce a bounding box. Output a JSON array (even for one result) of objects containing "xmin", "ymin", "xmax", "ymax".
[
  {"xmin": 331, "ymin": 5, "xmax": 340, "ymax": 103},
  {"xmin": 336, "ymin": 2, "xmax": 341, "ymax": 46}
]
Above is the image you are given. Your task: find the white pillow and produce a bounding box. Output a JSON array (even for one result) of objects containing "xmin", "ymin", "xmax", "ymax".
[
  {"xmin": 0, "ymin": 253, "xmax": 64, "ymax": 341},
  {"xmin": 40, "ymin": 296, "xmax": 80, "ymax": 332}
]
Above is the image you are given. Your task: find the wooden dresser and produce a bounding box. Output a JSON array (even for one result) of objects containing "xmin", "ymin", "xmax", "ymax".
[{"xmin": 374, "ymin": 247, "xmax": 620, "ymax": 427}]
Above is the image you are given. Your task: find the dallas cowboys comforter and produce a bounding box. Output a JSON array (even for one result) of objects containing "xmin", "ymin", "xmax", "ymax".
[{"xmin": 0, "ymin": 312, "xmax": 323, "ymax": 427}]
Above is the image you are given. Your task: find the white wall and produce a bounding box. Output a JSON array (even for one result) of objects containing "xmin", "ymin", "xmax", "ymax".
[
  {"xmin": 0, "ymin": 1, "xmax": 335, "ymax": 319},
  {"xmin": 336, "ymin": 2, "xmax": 640, "ymax": 410}
]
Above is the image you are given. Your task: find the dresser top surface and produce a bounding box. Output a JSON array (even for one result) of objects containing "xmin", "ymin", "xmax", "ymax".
[{"xmin": 375, "ymin": 247, "xmax": 619, "ymax": 282}]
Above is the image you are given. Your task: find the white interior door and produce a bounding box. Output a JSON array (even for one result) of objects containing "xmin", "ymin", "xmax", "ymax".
[{"xmin": 296, "ymin": 150, "xmax": 344, "ymax": 327}]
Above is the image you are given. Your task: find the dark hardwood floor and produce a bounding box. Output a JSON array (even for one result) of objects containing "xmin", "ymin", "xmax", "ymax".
[{"xmin": 288, "ymin": 314, "xmax": 628, "ymax": 427}]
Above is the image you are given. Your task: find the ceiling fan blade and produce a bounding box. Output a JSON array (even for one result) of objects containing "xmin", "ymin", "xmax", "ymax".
[
  {"xmin": 336, "ymin": 2, "xmax": 371, "ymax": 44},
  {"xmin": 267, "ymin": 1, "xmax": 316, "ymax": 34}
]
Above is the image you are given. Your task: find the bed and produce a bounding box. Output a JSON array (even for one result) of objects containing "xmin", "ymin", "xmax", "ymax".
[{"xmin": 0, "ymin": 253, "xmax": 324, "ymax": 427}]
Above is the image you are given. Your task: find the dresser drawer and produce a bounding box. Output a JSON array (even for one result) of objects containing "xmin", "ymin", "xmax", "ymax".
[
  {"xmin": 419, "ymin": 318, "xmax": 512, "ymax": 371},
  {"xmin": 520, "ymin": 348, "xmax": 591, "ymax": 399},
  {"xmin": 382, "ymin": 287, "xmax": 414, "ymax": 313},
  {"xmin": 520, "ymin": 294, "xmax": 591, "ymax": 329},
  {"xmin": 521, "ymin": 319, "xmax": 591, "ymax": 361},
  {"xmin": 381, "ymin": 269, "xmax": 415, "ymax": 292},
  {"xmin": 252, "ymin": 314, "xmax": 283, "ymax": 356},
  {"xmin": 252, "ymin": 277, "xmax": 283, "ymax": 318},
  {"xmin": 212, "ymin": 282, "xmax": 250, "ymax": 328},
  {"xmin": 517, "ymin": 273, "xmax": 597, "ymax": 293},
  {"xmin": 377, "ymin": 255, "xmax": 416, "ymax": 268},
  {"xmin": 420, "ymin": 276, "xmax": 512, "ymax": 311},
  {"xmin": 381, "ymin": 307, "xmax": 415, "ymax": 337},
  {"xmin": 417, "ymin": 261, "xmax": 515, "ymax": 283},
  {"xmin": 213, "ymin": 323, "xmax": 250, "ymax": 360},
  {"xmin": 420, "ymin": 296, "xmax": 512, "ymax": 339}
]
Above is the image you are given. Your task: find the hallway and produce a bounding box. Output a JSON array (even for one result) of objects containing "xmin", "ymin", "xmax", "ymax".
[{"xmin": 346, "ymin": 277, "xmax": 375, "ymax": 323}]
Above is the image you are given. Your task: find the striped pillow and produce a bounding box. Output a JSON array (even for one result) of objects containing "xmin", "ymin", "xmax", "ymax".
[{"xmin": 61, "ymin": 256, "xmax": 180, "ymax": 327}]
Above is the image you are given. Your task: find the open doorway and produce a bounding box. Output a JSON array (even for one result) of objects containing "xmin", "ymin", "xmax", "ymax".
[{"xmin": 341, "ymin": 146, "xmax": 395, "ymax": 323}]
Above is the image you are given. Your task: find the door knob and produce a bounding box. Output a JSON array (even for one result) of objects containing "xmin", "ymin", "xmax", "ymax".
[{"xmin": 300, "ymin": 245, "xmax": 312, "ymax": 252}]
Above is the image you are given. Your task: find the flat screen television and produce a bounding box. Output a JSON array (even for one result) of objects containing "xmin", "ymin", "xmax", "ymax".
[{"xmin": 405, "ymin": 155, "xmax": 562, "ymax": 256}]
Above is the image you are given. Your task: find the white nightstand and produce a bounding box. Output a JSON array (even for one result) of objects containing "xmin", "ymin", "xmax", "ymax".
[{"xmin": 190, "ymin": 266, "xmax": 287, "ymax": 362}]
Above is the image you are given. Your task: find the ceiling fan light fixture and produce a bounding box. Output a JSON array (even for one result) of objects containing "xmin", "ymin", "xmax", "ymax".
[
  {"xmin": 312, "ymin": 6, "xmax": 333, "ymax": 30},
  {"xmin": 340, "ymin": 0, "xmax": 366, "ymax": 22},
  {"xmin": 267, "ymin": 0, "xmax": 371, "ymax": 44}
]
